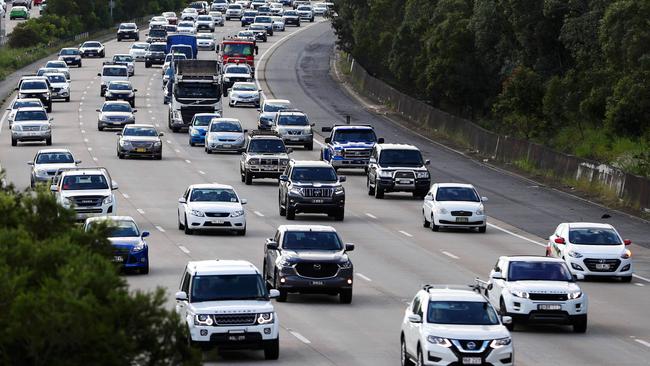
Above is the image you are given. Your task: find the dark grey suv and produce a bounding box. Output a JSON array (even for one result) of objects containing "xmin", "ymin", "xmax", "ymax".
[{"xmin": 263, "ymin": 225, "xmax": 354, "ymax": 303}]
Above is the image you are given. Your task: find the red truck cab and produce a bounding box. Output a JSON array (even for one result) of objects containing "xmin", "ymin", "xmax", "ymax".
[{"xmin": 217, "ymin": 37, "xmax": 258, "ymax": 70}]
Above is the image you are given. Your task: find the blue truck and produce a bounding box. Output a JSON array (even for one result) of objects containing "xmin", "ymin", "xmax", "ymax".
[
  {"xmin": 166, "ymin": 34, "xmax": 198, "ymax": 59},
  {"xmin": 321, "ymin": 124, "xmax": 384, "ymax": 170}
]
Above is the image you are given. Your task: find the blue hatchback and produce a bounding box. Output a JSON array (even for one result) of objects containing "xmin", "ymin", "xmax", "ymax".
[
  {"xmin": 189, "ymin": 113, "xmax": 221, "ymax": 146},
  {"xmin": 84, "ymin": 216, "xmax": 150, "ymax": 274}
]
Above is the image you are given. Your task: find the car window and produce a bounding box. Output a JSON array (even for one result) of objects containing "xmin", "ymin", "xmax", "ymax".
[
  {"xmin": 233, "ymin": 83, "xmax": 257, "ymax": 91},
  {"xmin": 15, "ymin": 110, "xmax": 48, "ymax": 121},
  {"xmin": 181, "ymin": 270, "xmax": 191, "ymax": 293},
  {"xmin": 108, "ymin": 83, "xmax": 132, "ymax": 91},
  {"xmin": 248, "ymin": 139, "xmax": 286, "ymax": 153},
  {"xmin": 190, "ymin": 274, "xmax": 267, "ymax": 302},
  {"xmin": 290, "ymin": 167, "xmax": 337, "ymax": 182},
  {"xmin": 82, "ymin": 42, "xmax": 102, "ymax": 48},
  {"xmin": 210, "ymin": 121, "xmax": 242, "ymax": 132},
  {"xmin": 13, "ymin": 101, "xmax": 42, "ymax": 109},
  {"xmin": 568, "ymin": 228, "xmax": 621, "ymax": 245},
  {"xmin": 225, "ymin": 66, "xmax": 250, "ymax": 74},
  {"xmin": 508, "ymin": 261, "xmax": 573, "ymax": 281},
  {"xmin": 333, "ymin": 129, "xmax": 377, "ymax": 143},
  {"xmin": 263, "ymin": 102, "xmax": 290, "ymax": 112},
  {"xmin": 103, "ymin": 67, "xmax": 127, "ymax": 77},
  {"xmin": 189, "ymin": 188, "xmax": 238, "ymax": 202},
  {"xmin": 378, "ymin": 149, "xmax": 423, "ymax": 167},
  {"xmin": 62, "ymin": 174, "xmax": 108, "ymax": 190},
  {"xmin": 102, "ymin": 103, "xmax": 132, "ymax": 112},
  {"xmin": 21, "ymin": 81, "xmax": 48, "ymax": 90},
  {"xmin": 412, "ymin": 295, "xmax": 422, "ymax": 316},
  {"xmin": 427, "ymin": 301, "xmax": 499, "ymax": 325},
  {"xmin": 36, "ymin": 152, "xmax": 74, "ymax": 164},
  {"xmin": 123, "ymin": 127, "xmax": 158, "ymax": 137},
  {"xmin": 435, "ymin": 187, "xmax": 480, "ymax": 202},
  {"xmin": 193, "ymin": 115, "xmax": 214, "ymax": 126},
  {"xmin": 105, "ymin": 220, "xmax": 140, "ymax": 237},
  {"xmin": 282, "ymin": 231, "xmax": 342, "ymax": 251},
  {"xmin": 277, "ymin": 114, "xmax": 308, "ymax": 126},
  {"xmin": 46, "ymin": 75, "xmax": 67, "ymax": 83}
]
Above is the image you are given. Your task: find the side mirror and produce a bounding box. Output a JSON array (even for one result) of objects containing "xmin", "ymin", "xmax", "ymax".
[
  {"xmin": 369, "ymin": 157, "xmax": 376, "ymax": 164},
  {"xmin": 256, "ymin": 107, "xmax": 261, "ymax": 111},
  {"xmin": 269, "ymin": 289, "xmax": 280, "ymax": 299},
  {"xmin": 266, "ymin": 240, "xmax": 278, "ymax": 250},
  {"xmin": 338, "ymin": 175, "xmax": 346, "ymax": 183},
  {"xmin": 178, "ymin": 197, "xmax": 187, "ymax": 204},
  {"xmin": 279, "ymin": 175, "xmax": 289, "ymax": 182},
  {"xmin": 175, "ymin": 291, "xmax": 188, "ymax": 301},
  {"xmin": 501, "ymin": 316, "xmax": 512, "ymax": 325},
  {"xmin": 424, "ymin": 159, "xmax": 431, "ymax": 165},
  {"xmin": 133, "ymin": 88, "xmax": 138, "ymax": 92},
  {"xmin": 286, "ymin": 147, "xmax": 293, "ymax": 154},
  {"xmin": 96, "ymin": 108, "xmax": 101, "ymax": 112},
  {"xmin": 141, "ymin": 231, "xmax": 150, "ymax": 238},
  {"xmin": 158, "ymin": 132, "xmax": 164, "ymax": 136},
  {"xmin": 145, "ymin": 33, "xmax": 149, "ymax": 36},
  {"xmin": 481, "ymin": 196, "xmax": 488, "ymax": 202},
  {"xmin": 624, "ymin": 239, "xmax": 632, "ymax": 245},
  {"xmin": 50, "ymin": 184, "xmax": 57, "ymax": 192},
  {"xmin": 377, "ymin": 137, "xmax": 385, "ymax": 144},
  {"xmin": 240, "ymin": 198, "xmax": 248, "ymax": 204},
  {"xmin": 244, "ymin": 129, "xmax": 248, "ymax": 133},
  {"xmin": 324, "ymin": 137, "xmax": 331, "ymax": 143},
  {"xmin": 407, "ymin": 314, "xmax": 422, "ymax": 323},
  {"xmin": 97, "ymin": 73, "xmax": 101, "ymax": 76},
  {"xmin": 345, "ymin": 243, "xmax": 355, "ymax": 251},
  {"xmin": 75, "ymin": 160, "xmax": 82, "ymax": 165},
  {"xmin": 554, "ymin": 237, "xmax": 565, "ymax": 244},
  {"xmin": 27, "ymin": 161, "xmax": 34, "ymax": 166},
  {"xmin": 310, "ymin": 122, "xmax": 315, "ymax": 127},
  {"xmin": 133, "ymin": 109, "xmax": 138, "ymax": 113},
  {"xmin": 490, "ymin": 271, "xmax": 504, "ymax": 280},
  {"xmin": 424, "ymin": 195, "xmax": 433, "ymax": 201},
  {"xmin": 116, "ymin": 132, "xmax": 122, "ymax": 136},
  {"xmin": 111, "ymin": 181, "xmax": 119, "ymax": 190}
]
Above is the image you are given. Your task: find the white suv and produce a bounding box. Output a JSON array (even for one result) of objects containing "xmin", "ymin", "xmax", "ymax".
[
  {"xmin": 479, "ymin": 256, "xmax": 588, "ymax": 333},
  {"xmin": 50, "ymin": 167, "xmax": 118, "ymax": 221},
  {"xmin": 546, "ymin": 222, "xmax": 633, "ymax": 282},
  {"xmin": 400, "ymin": 285, "xmax": 513, "ymax": 366},
  {"xmin": 175, "ymin": 259, "xmax": 280, "ymax": 359}
]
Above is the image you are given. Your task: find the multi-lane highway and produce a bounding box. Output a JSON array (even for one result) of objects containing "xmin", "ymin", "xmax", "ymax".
[{"xmin": 0, "ymin": 13, "xmax": 649, "ymax": 366}]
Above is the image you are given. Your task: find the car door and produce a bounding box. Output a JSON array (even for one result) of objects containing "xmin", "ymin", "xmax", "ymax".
[
  {"xmin": 176, "ymin": 269, "xmax": 192, "ymax": 316},
  {"xmin": 179, "ymin": 187, "xmax": 191, "ymax": 224},
  {"xmin": 279, "ymin": 165, "xmax": 291, "ymax": 206},
  {"xmin": 422, "ymin": 185, "xmax": 436, "ymax": 219},
  {"xmin": 550, "ymin": 224, "xmax": 567, "ymax": 257},
  {"xmin": 267, "ymin": 230, "xmax": 282, "ymax": 281},
  {"xmin": 404, "ymin": 294, "xmax": 424, "ymax": 356},
  {"xmin": 367, "ymin": 147, "xmax": 378, "ymax": 185},
  {"xmin": 487, "ymin": 259, "xmax": 507, "ymax": 306}
]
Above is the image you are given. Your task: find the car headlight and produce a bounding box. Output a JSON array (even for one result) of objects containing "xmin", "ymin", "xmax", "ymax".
[
  {"xmin": 427, "ymin": 336, "xmax": 452, "ymax": 347},
  {"xmin": 568, "ymin": 250, "xmax": 583, "ymax": 258},
  {"xmin": 511, "ymin": 290, "xmax": 529, "ymax": 299},
  {"xmin": 415, "ymin": 171, "xmax": 429, "ymax": 179},
  {"xmin": 153, "ymin": 141, "xmax": 162, "ymax": 147},
  {"xmin": 12, "ymin": 124, "xmax": 22, "ymax": 131},
  {"xmin": 334, "ymin": 186, "xmax": 344, "ymax": 195},
  {"xmin": 278, "ymin": 258, "xmax": 293, "ymax": 268},
  {"xmin": 338, "ymin": 260, "xmax": 352, "ymax": 269},
  {"xmin": 248, "ymin": 158, "xmax": 261, "ymax": 165},
  {"xmin": 191, "ymin": 128, "xmax": 199, "ymax": 136},
  {"xmin": 103, "ymin": 195, "xmax": 113, "ymax": 205},
  {"xmin": 438, "ymin": 207, "xmax": 448, "ymax": 215},
  {"xmin": 490, "ymin": 337, "xmax": 512, "ymax": 349},
  {"xmin": 475, "ymin": 206, "xmax": 484, "ymax": 215},
  {"xmin": 61, "ymin": 197, "xmax": 72, "ymax": 207},
  {"xmin": 378, "ymin": 170, "xmax": 392, "ymax": 178},
  {"xmin": 105, "ymin": 91, "xmax": 113, "ymax": 97},
  {"xmin": 236, "ymin": 134, "xmax": 244, "ymax": 141},
  {"xmin": 333, "ymin": 149, "xmax": 343, "ymax": 156},
  {"xmin": 621, "ymin": 249, "xmax": 632, "ymax": 259},
  {"xmin": 119, "ymin": 140, "xmax": 132, "ymax": 148},
  {"xmin": 190, "ymin": 209, "xmax": 204, "ymax": 217},
  {"xmin": 40, "ymin": 125, "xmax": 51, "ymax": 131},
  {"xmin": 194, "ymin": 314, "xmax": 214, "ymax": 326},
  {"xmin": 132, "ymin": 241, "xmax": 146, "ymax": 252},
  {"xmin": 567, "ymin": 290, "xmax": 582, "ymax": 300},
  {"xmin": 289, "ymin": 187, "xmax": 302, "ymax": 196},
  {"xmin": 280, "ymin": 159, "xmax": 289, "ymax": 165},
  {"xmin": 230, "ymin": 210, "xmax": 245, "ymax": 217},
  {"xmin": 35, "ymin": 168, "xmax": 49, "ymax": 176},
  {"xmin": 257, "ymin": 312, "xmax": 274, "ymax": 324}
]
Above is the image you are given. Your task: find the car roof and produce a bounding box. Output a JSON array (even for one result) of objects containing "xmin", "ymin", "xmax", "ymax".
[
  {"xmin": 566, "ymin": 222, "xmax": 615, "ymax": 229},
  {"xmin": 290, "ymin": 160, "xmax": 333, "ymax": 168},
  {"xmin": 16, "ymin": 107, "xmax": 47, "ymax": 112},
  {"xmin": 250, "ymin": 135, "xmax": 282, "ymax": 141},
  {"xmin": 278, "ymin": 224, "xmax": 337, "ymax": 233},
  {"xmin": 502, "ymin": 255, "xmax": 564, "ymax": 263},
  {"xmin": 264, "ymin": 99, "xmax": 290, "ymax": 104},
  {"xmin": 187, "ymin": 260, "xmax": 259, "ymax": 276},
  {"xmin": 210, "ymin": 118, "xmax": 240, "ymax": 123},
  {"xmin": 435, "ymin": 183, "xmax": 475, "ymax": 189},
  {"xmin": 108, "ymin": 80, "xmax": 131, "ymax": 85},
  {"xmin": 377, "ymin": 143, "xmax": 419, "ymax": 151},
  {"xmin": 44, "ymin": 72, "xmax": 67, "ymax": 78},
  {"xmin": 103, "ymin": 64, "xmax": 128, "ymax": 69},
  {"xmin": 37, "ymin": 148, "xmax": 73, "ymax": 154},
  {"xmin": 233, "ymin": 82, "xmax": 256, "ymax": 87},
  {"xmin": 277, "ymin": 110, "xmax": 306, "ymax": 115},
  {"xmin": 125, "ymin": 124, "xmax": 155, "ymax": 128},
  {"xmin": 193, "ymin": 113, "xmax": 221, "ymax": 117},
  {"xmin": 113, "ymin": 53, "xmax": 132, "ymax": 57},
  {"xmin": 103, "ymin": 100, "xmax": 131, "ymax": 106},
  {"xmin": 13, "ymin": 98, "xmax": 42, "ymax": 103},
  {"xmin": 423, "ymin": 286, "xmax": 487, "ymax": 302},
  {"xmin": 85, "ymin": 215, "xmax": 135, "ymax": 224},
  {"xmin": 332, "ymin": 125, "xmax": 373, "ymax": 130},
  {"xmin": 189, "ymin": 183, "xmax": 235, "ymax": 190}
]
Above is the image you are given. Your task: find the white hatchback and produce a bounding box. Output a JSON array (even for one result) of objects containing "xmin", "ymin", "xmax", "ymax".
[
  {"xmin": 547, "ymin": 222, "xmax": 633, "ymax": 281},
  {"xmin": 422, "ymin": 183, "xmax": 487, "ymax": 233},
  {"xmin": 178, "ymin": 184, "xmax": 247, "ymax": 235}
]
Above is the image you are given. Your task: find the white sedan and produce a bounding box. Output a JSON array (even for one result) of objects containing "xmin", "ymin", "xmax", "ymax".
[
  {"xmin": 177, "ymin": 20, "xmax": 197, "ymax": 34},
  {"xmin": 547, "ymin": 222, "xmax": 633, "ymax": 281},
  {"xmin": 422, "ymin": 183, "xmax": 487, "ymax": 233},
  {"xmin": 178, "ymin": 184, "xmax": 247, "ymax": 235}
]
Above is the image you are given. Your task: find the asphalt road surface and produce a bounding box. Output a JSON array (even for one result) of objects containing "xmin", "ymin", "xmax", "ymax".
[{"xmin": 0, "ymin": 15, "xmax": 649, "ymax": 366}]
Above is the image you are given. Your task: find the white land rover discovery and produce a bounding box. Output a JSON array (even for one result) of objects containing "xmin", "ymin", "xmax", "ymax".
[
  {"xmin": 479, "ymin": 256, "xmax": 588, "ymax": 333},
  {"xmin": 175, "ymin": 260, "xmax": 280, "ymax": 359},
  {"xmin": 50, "ymin": 167, "xmax": 118, "ymax": 221},
  {"xmin": 400, "ymin": 285, "xmax": 513, "ymax": 366}
]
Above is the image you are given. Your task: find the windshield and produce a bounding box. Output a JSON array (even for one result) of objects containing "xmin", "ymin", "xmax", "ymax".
[
  {"xmin": 568, "ymin": 228, "xmax": 621, "ymax": 245},
  {"xmin": 244, "ymin": 11, "xmax": 257, "ymax": 16},
  {"xmin": 228, "ymin": 4, "xmax": 242, "ymax": 9},
  {"xmin": 179, "ymin": 21, "xmax": 194, "ymax": 27},
  {"xmin": 82, "ymin": 42, "xmax": 101, "ymax": 48},
  {"xmin": 233, "ymin": 83, "xmax": 257, "ymax": 91},
  {"xmin": 37, "ymin": 69, "xmax": 56, "ymax": 76},
  {"xmin": 197, "ymin": 34, "xmax": 213, "ymax": 39},
  {"xmin": 46, "ymin": 75, "xmax": 66, "ymax": 83},
  {"xmin": 114, "ymin": 55, "xmax": 133, "ymax": 62},
  {"xmin": 102, "ymin": 103, "xmax": 131, "ymax": 112},
  {"xmin": 427, "ymin": 301, "xmax": 500, "ymax": 325},
  {"xmin": 285, "ymin": 11, "xmax": 298, "ymax": 16},
  {"xmin": 149, "ymin": 29, "xmax": 167, "ymax": 37},
  {"xmin": 508, "ymin": 261, "xmax": 573, "ymax": 281},
  {"xmin": 13, "ymin": 100, "xmax": 41, "ymax": 109},
  {"xmin": 15, "ymin": 110, "xmax": 48, "ymax": 121},
  {"xmin": 36, "ymin": 152, "xmax": 74, "ymax": 164},
  {"xmin": 435, "ymin": 187, "xmax": 480, "ymax": 202},
  {"xmin": 223, "ymin": 43, "xmax": 253, "ymax": 56},
  {"xmin": 256, "ymin": 16, "xmax": 272, "ymax": 23},
  {"xmin": 333, "ymin": 129, "xmax": 376, "ymax": 143},
  {"xmin": 248, "ymin": 139, "xmax": 286, "ymax": 153},
  {"xmin": 282, "ymin": 231, "xmax": 342, "ymax": 251},
  {"xmin": 174, "ymin": 83, "xmax": 221, "ymax": 99},
  {"xmin": 193, "ymin": 115, "xmax": 218, "ymax": 126},
  {"xmin": 107, "ymin": 220, "xmax": 140, "ymax": 237},
  {"xmin": 226, "ymin": 66, "xmax": 250, "ymax": 74},
  {"xmin": 189, "ymin": 188, "xmax": 238, "ymax": 202},
  {"xmin": 291, "ymin": 167, "xmax": 337, "ymax": 182},
  {"xmin": 109, "ymin": 83, "xmax": 132, "ymax": 91},
  {"xmin": 379, "ymin": 149, "xmax": 423, "ymax": 167},
  {"xmin": 198, "ymin": 16, "xmax": 212, "ymax": 21},
  {"xmin": 163, "ymin": 12, "xmax": 176, "ymax": 17},
  {"xmin": 263, "ymin": 103, "xmax": 290, "ymax": 112},
  {"xmin": 191, "ymin": 274, "xmax": 267, "ymax": 302},
  {"xmin": 132, "ymin": 43, "xmax": 149, "ymax": 50},
  {"xmin": 277, "ymin": 114, "xmax": 308, "ymax": 126},
  {"xmin": 21, "ymin": 81, "xmax": 48, "ymax": 90},
  {"xmin": 123, "ymin": 127, "xmax": 158, "ymax": 137},
  {"xmin": 210, "ymin": 121, "xmax": 242, "ymax": 132},
  {"xmin": 149, "ymin": 44, "xmax": 166, "ymax": 52},
  {"xmin": 103, "ymin": 67, "xmax": 127, "ymax": 77},
  {"xmin": 120, "ymin": 24, "xmax": 136, "ymax": 29},
  {"xmin": 297, "ymin": 6, "xmax": 311, "ymax": 10},
  {"xmin": 60, "ymin": 49, "xmax": 78, "ymax": 55},
  {"xmin": 62, "ymin": 174, "xmax": 109, "ymax": 190}
]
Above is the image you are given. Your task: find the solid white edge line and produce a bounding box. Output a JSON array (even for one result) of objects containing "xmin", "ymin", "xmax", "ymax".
[
  {"xmin": 254, "ymin": 210, "xmax": 264, "ymax": 217},
  {"xmin": 442, "ymin": 251, "xmax": 459, "ymax": 260},
  {"xmin": 634, "ymin": 339, "xmax": 650, "ymax": 348},
  {"xmin": 155, "ymin": 225, "xmax": 165, "ymax": 233},
  {"xmin": 486, "ymin": 222, "xmax": 546, "ymax": 247},
  {"xmin": 185, "ymin": 159, "xmax": 191, "ymax": 164},
  {"xmin": 365, "ymin": 213, "xmax": 377, "ymax": 219},
  {"xmin": 178, "ymin": 245, "xmax": 190, "ymax": 254},
  {"xmin": 398, "ymin": 230, "xmax": 413, "ymax": 238},
  {"xmin": 356, "ymin": 273, "xmax": 372, "ymax": 282},
  {"xmin": 121, "ymin": 193, "xmax": 130, "ymax": 199},
  {"xmin": 288, "ymin": 330, "xmax": 311, "ymax": 344}
]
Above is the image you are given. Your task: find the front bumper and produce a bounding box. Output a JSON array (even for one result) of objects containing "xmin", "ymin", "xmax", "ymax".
[
  {"xmin": 81, "ymin": 50, "xmax": 103, "ymax": 57},
  {"xmin": 197, "ymin": 42, "xmax": 215, "ymax": 50},
  {"xmin": 285, "ymin": 18, "xmax": 300, "ymax": 25},
  {"xmin": 229, "ymin": 95, "xmax": 260, "ymax": 106},
  {"xmin": 503, "ymin": 294, "xmax": 587, "ymax": 324},
  {"xmin": 422, "ymin": 341, "xmax": 513, "ymax": 366},
  {"xmin": 188, "ymin": 323, "xmax": 278, "ymax": 349},
  {"xmin": 145, "ymin": 55, "xmax": 165, "ymax": 65},
  {"xmin": 113, "ymin": 248, "xmax": 148, "ymax": 270},
  {"xmin": 330, "ymin": 156, "xmax": 369, "ymax": 168},
  {"xmin": 12, "ymin": 130, "xmax": 51, "ymax": 142},
  {"xmin": 118, "ymin": 144, "xmax": 162, "ymax": 158},
  {"xmin": 196, "ymin": 24, "xmax": 214, "ymax": 31},
  {"xmin": 72, "ymin": 204, "xmax": 114, "ymax": 221},
  {"xmin": 51, "ymin": 89, "xmax": 70, "ymax": 99},
  {"xmin": 61, "ymin": 57, "xmax": 82, "ymax": 66},
  {"xmin": 377, "ymin": 178, "xmax": 431, "ymax": 193},
  {"xmin": 287, "ymin": 194, "xmax": 345, "ymax": 214},
  {"xmin": 277, "ymin": 267, "xmax": 353, "ymax": 294},
  {"xmin": 118, "ymin": 32, "xmax": 139, "ymax": 40},
  {"xmin": 99, "ymin": 119, "xmax": 134, "ymax": 129},
  {"xmin": 105, "ymin": 94, "xmax": 135, "ymax": 102},
  {"xmin": 186, "ymin": 214, "xmax": 246, "ymax": 231},
  {"xmin": 206, "ymin": 140, "xmax": 245, "ymax": 152},
  {"xmin": 280, "ymin": 133, "xmax": 313, "ymax": 145},
  {"xmin": 566, "ymin": 257, "xmax": 633, "ymax": 277},
  {"xmin": 434, "ymin": 213, "xmax": 486, "ymax": 228}
]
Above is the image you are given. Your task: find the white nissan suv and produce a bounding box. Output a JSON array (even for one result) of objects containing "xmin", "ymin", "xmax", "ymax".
[
  {"xmin": 400, "ymin": 285, "xmax": 513, "ymax": 366},
  {"xmin": 175, "ymin": 260, "xmax": 280, "ymax": 359},
  {"xmin": 546, "ymin": 222, "xmax": 633, "ymax": 282},
  {"xmin": 479, "ymin": 256, "xmax": 588, "ymax": 333},
  {"xmin": 177, "ymin": 184, "xmax": 247, "ymax": 235}
]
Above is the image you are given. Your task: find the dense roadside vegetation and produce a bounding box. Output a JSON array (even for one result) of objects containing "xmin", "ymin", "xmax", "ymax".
[
  {"xmin": 332, "ymin": 0, "xmax": 650, "ymax": 177},
  {"xmin": 0, "ymin": 0, "xmax": 186, "ymax": 80},
  {"xmin": 0, "ymin": 174, "xmax": 201, "ymax": 365}
]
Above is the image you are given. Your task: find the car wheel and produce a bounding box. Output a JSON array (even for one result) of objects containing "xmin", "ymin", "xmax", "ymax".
[
  {"xmin": 263, "ymin": 338, "xmax": 279, "ymax": 360},
  {"xmin": 65, "ymin": 96, "xmax": 70, "ymax": 102},
  {"xmin": 500, "ymin": 299, "xmax": 514, "ymax": 331},
  {"xmin": 416, "ymin": 346, "xmax": 423, "ymax": 366},
  {"xmin": 275, "ymin": 273, "xmax": 288, "ymax": 302},
  {"xmin": 145, "ymin": 62, "xmax": 150, "ymax": 68},
  {"xmin": 478, "ymin": 225, "xmax": 487, "ymax": 233},
  {"xmin": 189, "ymin": 140, "xmax": 195, "ymax": 147},
  {"xmin": 572, "ymin": 315, "xmax": 587, "ymax": 333},
  {"xmin": 305, "ymin": 142, "xmax": 313, "ymax": 150},
  {"xmin": 184, "ymin": 215, "xmax": 193, "ymax": 235},
  {"xmin": 98, "ymin": 125, "xmax": 104, "ymax": 131},
  {"xmin": 374, "ymin": 184, "xmax": 384, "ymax": 199},
  {"xmin": 244, "ymin": 171, "xmax": 252, "ymax": 185},
  {"xmin": 423, "ymin": 211, "xmax": 430, "ymax": 227},
  {"xmin": 367, "ymin": 177, "xmax": 375, "ymax": 195},
  {"xmin": 431, "ymin": 215, "xmax": 440, "ymax": 232},
  {"xmin": 178, "ymin": 213, "xmax": 184, "ymax": 230},
  {"xmin": 286, "ymin": 205, "xmax": 295, "ymax": 220},
  {"xmin": 140, "ymin": 262, "xmax": 149, "ymax": 274},
  {"xmin": 240, "ymin": 168, "xmax": 246, "ymax": 182},
  {"xmin": 155, "ymin": 154, "xmax": 162, "ymax": 160},
  {"xmin": 279, "ymin": 193, "xmax": 286, "ymax": 216},
  {"xmin": 11, "ymin": 137, "xmax": 17, "ymax": 146},
  {"xmin": 335, "ymin": 208, "xmax": 344, "ymax": 221},
  {"xmin": 47, "ymin": 104, "xmax": 52, "ymax": 113},
  {"xmin": 45, "ymin": 137, "xmax": 52, "ymax": 146},
  {"xmin": 401, "ymin": 337, "xmax": 414, "ymax": 366},
  {"xmin": 117, "ymin": 152, "xmax": 124, "ymax": 159},
  {"xmin": 621, "ymin": 276, "xmax": 633, "ymax": 283},
  {"xmin": 236, "ymin": 226, "xmax": 246, "ymax": 236},
  {"xmin": 339, "ymin": 288, "xmax": 352, "ymax": 304}
]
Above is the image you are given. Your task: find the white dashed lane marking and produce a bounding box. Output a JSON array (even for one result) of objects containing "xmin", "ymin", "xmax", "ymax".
[
  {"xmin": 356, "ymin": 273, "xmax": 372, "ymax": 282},
  {"xmin": 398, "ymin": 230, "xmax": 413, "ymax": 238},
  {"xmin": 442, "ymin": 251, "xmax": 459, "ymax": 260},
  {"xmin": 254, "ymin": 211, "xmax": 264, "ymax": 217},
  {"xmin": 365, "ymin": 213, "xmax": 377, "ymax": 219},
  {"xmin": 288, "ymin": 330, "xmax": 311, "ymax": 344},
  {"xmin": 155, "ymin": 225, "xmax": 165, "ymax": 233},
  {"xmin": 136, "ymin": 208, "xmax": 145, "ymax": 215},
  {"xmin": 178, "ymin": 245, "xmax": 190, "ymax": 254}
]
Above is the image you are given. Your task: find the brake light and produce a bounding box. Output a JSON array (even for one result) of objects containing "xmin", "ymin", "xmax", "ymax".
[{"xmin": 554, "ymin": 237, "xmax": 565, "ymax": 244}]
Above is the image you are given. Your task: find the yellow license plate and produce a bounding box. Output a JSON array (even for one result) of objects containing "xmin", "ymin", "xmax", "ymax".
[{"xmin": 135, "ymin": 148, "xmax": 146, "ymax": 153}]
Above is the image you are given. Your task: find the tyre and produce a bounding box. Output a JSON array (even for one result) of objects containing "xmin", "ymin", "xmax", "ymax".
[
  {"xmin": 11, "ymin": 138, "xmax": 17, "ymax": 146},
  {"xmin": 78, "ymin": 62, "xmax": 82, "ymax": 67},
  {"xmin": 240, "ymin": 168, "xmax": 245, "ymax": 182},
  {"xmin": 339, "ymin": 288, "xmax": 352, "ymax": 304},
  {"xmin": 46, "ymin": 103, "xmax": 52, "ymax": 113},
  {"xmin": 263, "ymin": 338, "xmax": 279, "ymax": 360},
  {"xmin": 155, "ymin": 154, "xmax": 162, "ymax": 160},
  {"xmin": 431, "ymin": 215, "xmax": 440, "ymax": 232},
  {"xmin": 140, "ymin": 262, "xmax": 149, "ymax": 274},
  {"xmin": 145, "ymin": 62, "xmax": 151, "ymax": 68},
  {"xmin": 189, "ymin": 140, "xmax": 195, "ymax": 147},
  {"xmin": 244, "ymin": 171, "xmax": 252, "ymax": 185},
  {"xmin": 184, "ymin": 215, "xmax": 193, "ymax": 235},
  {"xmin": 279, "ymin": 194, "xmax": 286, "ymax": 216},
  {"xmin": 500, "ymin": 299, "xmax": 514, "ymax": 331},
  {"xmin": 401, "ymin": 337, "xmax": 414, "ymax": 366},
  {"xmin": 572, "ymin": 315, "xmax": 587, "ymax": 333},
  {"xmin": 100, "ymin": 51, "xmax": 105, "ymax": 58},
  {"xmin": 416, "ymin": 347, "xmax": 424, "ymax": 366},
  {"xmin": 286, "ymin": 206, "xmax": 295, "ymax": 220},
  {"xmin": 367, "ymin": 177, "xmax": 375, "ymax": 195},
  {"xmin": 335, "ymin": 208, "xmax": 344, "ymax": 221},
  {"xmin": 423, "ymin": 212, "xmax": 430, "ymax": 228},
  {"xmin": 65, "ymin": 96, "xmax": 70, "ymax": 102},
  {"xmin": 178, "ymin": 213, "xmax": 184, "ymax": 230},
  {"xmin": 236, "ymin": 226, "xmax": 246, "ymax": 236},
  {"xmin": 621, "ymin": 275, "xmax": 633, "ymax": 283},
  {"xmin": 118, "ymin": 152, "xmax": 124, "ymax": 159},
  {"xmin": 117, "ymin": 38, "xmax": 121, "ymax": 42},
  {"xmin": 275, "ymin": 274, "xmax": 288, "ymax": 302},
  {"xmin": 98, "ymin": 125, "xmax": 104, "ymax": 131},
  {"xmin": 45, "ymin": 137, "xmax": 52, "ymax": 146},
  {"xmin": 478, "ymin": 225, "xmax": 487, "ymax": 233},
  {"xmin": 374, "ymin": 184, "xmax": 384, "ymax": 199},
  {"xmin": 305, "ymin": 142, "xmax": 313, "ymax": 151}
]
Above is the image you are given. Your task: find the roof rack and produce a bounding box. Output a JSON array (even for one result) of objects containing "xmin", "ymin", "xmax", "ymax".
[
  {"xmin": 322, "ymin": 124, "xmax": 373, "ymax": 132},
  {"xmin": 422, "ymin": 284, "xmax": 478, "ymax": 293},
  {"xmin": 249, "ymin": 130, "xmax": 280, "ymax": 137}
]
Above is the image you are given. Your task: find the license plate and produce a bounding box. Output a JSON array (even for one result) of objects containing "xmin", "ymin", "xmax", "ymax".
[
  {"xmin": 397, "ymin": 179, "xmax": 411, "ymax": 184},
  {"xmin": 227, "ymin": 335, "xmax": 246, "ymax": 341},
  {"xmin": 223, "ymin": 144, "xmax": 231, "ymax": 148},
  {"xmin": 262, "ymin": 165, "xmax": 275, "ymax": 171},
  {"xmin": 311, "ymin": 280, "xmax": 324, "ymax": 286},
  {"xmin": 28, "ymin": 132, "xmax": 39, "ymax": 136},
  {"xmin": 113, "ymin": 256, "xmax": 124, "ymax": 262},
  {"xmin": 209, "ymin": 220, "xmax": 225, "ymax": 224},
  {"xmin": 538, "ymin": 304, "xmax": 562, "ymax": 311},
  {"xmin": 312, "ymin": 199, "xmax": 323, "ymax": 203},
  {"xmin": 462, "ymin": 357, "xmax": 482, "ymax": 365},
  {"xmin": 595, "ymin": 263, "xmax": 610, "ymax": 270},
  {"xmin": 289, "ymin": 137, "xmax": 300, "ymax": 141},
  {"xmin": 456, "ymin": 217, "xmax": 469, "ymax": 223},
  {"xmin": 135, "ymin": 148, "xmax": 147, "ymax": 153}
]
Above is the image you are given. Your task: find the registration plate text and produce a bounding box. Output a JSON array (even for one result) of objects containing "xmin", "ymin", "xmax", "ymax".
[
  {"xmin": 538, "ymin": 304, "xmax": 562, "ymax": 311},
  {"xmin": 456, "ymin": 217, "xmax": 469, "ymax": 223},
  {"xmin": 462, "ymin": 357, "xmax": 482, "ymax": 365}
]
